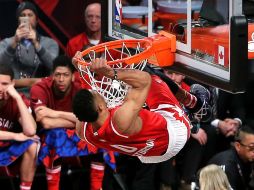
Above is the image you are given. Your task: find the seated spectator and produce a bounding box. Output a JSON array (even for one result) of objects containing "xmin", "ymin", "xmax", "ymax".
[
  {"xmin": 0, "ymin": 1, "xmax": 59, "ymax": 95},
  {"xmin": 66, "ymin": 2, "xmax": 101, "ymax": 58},
  {"xmin": 0, "ymin": 64, "xmax": 39, "ymax": 190},
  {"xmin": 209, "ymin": 87, "xmax": 245, "ymax": 152},
  {"xmin": 208, "ymin": 125, "xmax": 254, "ymax": 190},
  {"xmin": 198, "ymin": 164, "xmax": 232, "ymax": 190},
  {"xmin": 30, "ymin": 55, "xmax": 115, "ymax": 190}
]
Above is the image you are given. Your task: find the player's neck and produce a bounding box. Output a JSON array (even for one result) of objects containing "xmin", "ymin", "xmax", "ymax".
[
  {"xmin": 53, "ymin": 85, "xmax": 72, "ymax": 99},
  {"xmin": 92, "ymin": 110, "xmax": 109, "ymax": 131}
]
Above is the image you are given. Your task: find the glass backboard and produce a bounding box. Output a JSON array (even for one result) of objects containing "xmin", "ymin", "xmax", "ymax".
[{"xmin": 102, "ymin": 0, "xmax": 254, "ymax": 93}]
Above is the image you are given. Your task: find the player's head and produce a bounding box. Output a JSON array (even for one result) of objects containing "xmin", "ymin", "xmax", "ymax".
[
  {"xmin": 84, "ymin": 2, "xmax": 101, "ymax": 33},
  {"xmin": 52, "ymin": 55, "xmax": 75, "ymax": 95},
  {"xmin": 235, "ymin": 124, "xmax": 254, "ymax": 162},
  {"xmin": 16, "ymin": 1, "xmax": 38, "ymax": 28},
  {"xmin": 0, "ymin": 64, "xmax": 14, "ymax": 100},
  {"xmin": 73, "ymin": 89, "xmax": 107, "ymax": 122},
  {"xmin": 164, "ymin": 70, "xmax": 185, "ymax": 85}
]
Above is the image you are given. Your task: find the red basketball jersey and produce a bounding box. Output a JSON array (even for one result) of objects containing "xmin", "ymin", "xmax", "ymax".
[
  {"xmin": 81, "ymin": 108, "xmax": 169, "ymax": 157},
  {"xmin": 0, "ymin": 94, "xmax": 30, "ymax": 132},
  {"xmin": 80, "ymin": 75, "xmax": 191, "ymax": 157},
  {"xmin": 30, "ymin": 76, "xmax": 81, "ymax": 111}
]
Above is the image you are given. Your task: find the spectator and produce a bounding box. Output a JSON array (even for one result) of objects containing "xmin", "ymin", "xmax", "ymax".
[
  {"xmin": 30, "ymin": 55, "xmax": 114, "ymax": 190},
  {"xmin": 0, "ymin": 64, "xmax": 39, "ymax": 190},
  {"xmin": 198, "ymin": 164, "xmax": 232, "ymax": 190},
  {"xmin": 171, "ymin": 86, "xmax": 246, "ymax": 189},
  {"xmin": 210, "ymin": 88, "xmax": 245, "ymax": 151},
  {"xmin": 164, "ymin": 71, "xmax": 190, "ymax": 91},
  {"xmin": 66, "ymin": 2, "xmax": 101, "ymax": 58},
  {"xmin": 170, "ymin": 85, "xmax": 245, "ymax": 190},
  {"xmin": 0, "ymin": 1, "xmax": 59, "ymax": 95},
  {"xmin": 208, "ymin": 125, "xmax": 254, "ymax": 190}
]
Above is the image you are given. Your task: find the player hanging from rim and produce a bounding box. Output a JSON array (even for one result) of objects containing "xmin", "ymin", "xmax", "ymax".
[{"xmin": 72, "ymin": 55, "xmax": 211, "ymax": 163}]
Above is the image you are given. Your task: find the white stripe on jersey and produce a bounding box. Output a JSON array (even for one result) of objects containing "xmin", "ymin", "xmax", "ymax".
[{"xmin": 110, "ymin": 119, "xmax": 129, "ymax": 138}]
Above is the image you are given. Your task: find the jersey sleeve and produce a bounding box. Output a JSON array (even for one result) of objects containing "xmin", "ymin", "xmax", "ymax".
[
  {"xmin": 20, "ymin": 93, "xmax": 32, "ymax": 113},
  {"xmin": 19, "ymin": 93, "xmax": 30, "ymax": 106},
  {"xmin": 30, "ymin": 83, "xmax": 48, "ymax": 111},
  {"xmin": 14, "ymin": 93, "xmax": 33, "ymax": 123}
]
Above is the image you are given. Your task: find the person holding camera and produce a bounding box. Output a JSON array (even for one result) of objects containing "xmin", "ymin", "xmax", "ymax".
[
  {"xmin": 207, "ymin": 125, "xmax": 254, "ymax": 190},
  {"xmin": 0, "ymin": 1, "xmax": 59, "ymax": 96}
]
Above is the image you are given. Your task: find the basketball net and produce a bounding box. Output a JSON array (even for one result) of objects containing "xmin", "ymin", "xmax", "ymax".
[
  {"xmin": 77, "ymin": 42, "xmax": 147, "ymax": 108},
  {"xmin": 77, "ymin": 31, "xmax": 176, "ymax": 108}
]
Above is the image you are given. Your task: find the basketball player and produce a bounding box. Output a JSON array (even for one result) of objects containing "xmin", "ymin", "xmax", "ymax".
[
  {"xmin": 72, "ymin": 58, "xmax": 210, "ymax": 163},
  {"xmin": 0, "ymin": 64, "xmax": 39, "ymax": 190}
]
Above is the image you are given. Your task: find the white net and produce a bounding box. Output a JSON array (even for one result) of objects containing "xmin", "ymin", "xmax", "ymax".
[{"xmin": 78, "ymin": 41, "xmax": 147, "ymax": 108}]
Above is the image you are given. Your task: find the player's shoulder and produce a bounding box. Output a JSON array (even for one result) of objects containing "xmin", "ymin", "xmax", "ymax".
[
  {"xmin": 31, "ymin": 77, "xmax": 52, "ymax": 92},
  {"xmin": 18, "ymin": 93, "xmax": 31, "ymax": 107},
  {"xmin": 18, "ymin": 92, "xmax": 29, "ymax": 100}
]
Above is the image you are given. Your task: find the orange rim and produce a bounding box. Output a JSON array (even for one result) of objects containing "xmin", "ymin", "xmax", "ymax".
[
  {"xmin": 77, "ymin": 31, "xmax": 176, "ymax": 67},
  {"xmin": 78, "ymin": 38, "xmax": 154, "ymax": 66}
]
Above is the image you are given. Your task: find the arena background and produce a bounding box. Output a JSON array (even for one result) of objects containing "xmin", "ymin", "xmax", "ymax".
[{"xmin": 0, "ymin": 0, "xmax": 100, "ymax": 53}]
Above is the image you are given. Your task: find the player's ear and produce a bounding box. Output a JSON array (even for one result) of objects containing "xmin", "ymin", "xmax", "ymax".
[
  {"xmin": 235, "ymin": 141, "xmax": 241, "ymax": 152},
  {"xmin": 11, "ymin": 80, "xmax": 15, "ymax": 86},
  {"xmin": 72, "ymin": 73, "xmax": 75, "ymax": 82},
  {"xmin": 97, "ymin": 103, "xmax": 106, "ymax": 112}
]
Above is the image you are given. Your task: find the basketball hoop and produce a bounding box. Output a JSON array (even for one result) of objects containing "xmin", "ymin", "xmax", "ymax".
[{"xmin": 76, "ymin": 31, "xmax": 176, "ymax": 108}]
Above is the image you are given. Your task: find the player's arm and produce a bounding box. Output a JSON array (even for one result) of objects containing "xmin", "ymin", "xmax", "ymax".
[
  {"xmin": 6, "ymin": 85, "xmax": 36, "ymax": 136},
  {"xmin": 89, "ymin": 58, "xmax": 152, "ymax": 135},
  {"xmin": 0, "ymin": 131, "xmax": 19, "ymax": 140},
  {"xmin": 38, "ymin": 117, "xmax": 75, "ymax": 129},
  {"xmin": 75, "ymin": 120, "xmax": 83, "ymax": 139},
  {"xmin": 0, "ymin": 131, "xmax": 39, "ymax": 141},
  {"xmin": 34, "ymin": 106, "xmax": 77, "ymax": 129},
  {"xmin": 112, "ymin": 69, "xmax": 151, "ymax": 134},
  {"xmin": 35, "ymin": 106, "xmax": 77, "ymax": 122},
  {"xmin": 14, "ymin": 78, "xmax": 41, "ymax": 88}
]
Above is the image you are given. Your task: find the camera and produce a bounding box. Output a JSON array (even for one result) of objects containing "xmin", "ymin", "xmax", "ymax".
[{"xmin": 19, "ymin": 16, "xmax": 30, "ymax": 31}]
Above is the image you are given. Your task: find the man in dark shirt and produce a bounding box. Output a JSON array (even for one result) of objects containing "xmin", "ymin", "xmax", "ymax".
[{"xmin": 209, "ymin": 125, "xmax": 254, "ymax": 190}]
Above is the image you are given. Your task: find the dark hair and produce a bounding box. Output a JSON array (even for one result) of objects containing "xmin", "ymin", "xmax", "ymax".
[
  {"xmin": 235, "ymin": 125, "xmax": 254, "ymax": 142},
  {"xmin": 53, "ymin": 55, "xmax": 75, "ymax": 73},
  {"xmin": 0, "ymin": 64, "xmax": 14, "ymax": 80},
  {"xmin": 73, "ymin": 89, "xmax": 99, "ymax": 122},
  {"xmin": 16, "ymin": 1, "xmax": 38, "ymax": 18},
  {"xmin": 81, "ymin": 44, "xmax": 102, "ymax": 61}
]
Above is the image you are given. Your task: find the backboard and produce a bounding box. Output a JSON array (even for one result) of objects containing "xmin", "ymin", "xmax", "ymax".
[{"xmin": 102, "ymin": 0, "xmax": 254, "ymax": 93}]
